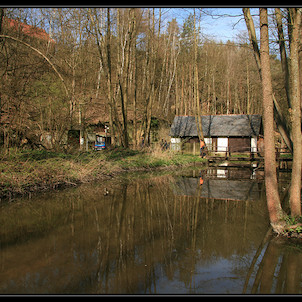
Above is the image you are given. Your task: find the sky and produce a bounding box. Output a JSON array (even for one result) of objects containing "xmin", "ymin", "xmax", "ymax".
[
  {"xmin": 162, "ymin": 7, "xmax": 258, "ymax": 43},
  {"xmin": 200, "ymin": 8, "xmax": 247, "ymax": 42}
]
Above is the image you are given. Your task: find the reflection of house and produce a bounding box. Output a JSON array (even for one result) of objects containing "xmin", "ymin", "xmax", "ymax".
[
  {"xmin": 172, "ymin": 167, "xmax": 263, "ymax": 201},
  {"xmin": 169, "ymin": 114, "xmax": 263, "ymax": 153},
  {"xmin": 172, "ymin": 177, "xmax": 262, "ymax": 201}
]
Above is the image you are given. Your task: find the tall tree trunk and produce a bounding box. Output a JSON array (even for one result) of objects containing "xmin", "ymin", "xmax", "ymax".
[
  {"xmin": 193, "ymin": 9, "xmax": 204, "ymax": 141},
  {"xmin": 246, "ymin": 56, "xmax": 250, "ymax": 114},
  {"xmin": 106, "ymin": 8, "xmax": 116, "ymax": 146},
  {"xmin": 116, "ymin": 8, "xmax": 136, "ymax": 148},
  {"xmin": 275, "ymin": 8, "xmax": 291, "ymax": 109},
  {"xmin": 88, "ymin": 8, "xmax": 116, "ymax": 145},
  {"xmin": 288, "ymin": 8, "xmax": 302, "ymax": 217},
  {"xmin": 243, "ymin": 8, "xmax": 293, "ymax": 153},
  {"xmin": 259, "ymin": 8, "xmax": 284, "ymax": 226},
  {"xmin": 132, "ymin": 12, "xmax": 138, "ymax": 148},
  {"xmin": 243, "ymin": 8, "xmax": 262, "ymax": 75}
]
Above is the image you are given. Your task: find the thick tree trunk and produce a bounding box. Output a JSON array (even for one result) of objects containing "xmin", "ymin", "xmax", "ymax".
[
  {"xmin": 243, "ymin": 8, "xmax": 293, "ymax": 153},
  {"xmin": 259, "ymin": 8, "xmax": 284, "ymax": 225},
  {"xmin": 288, "ymin": 8, "xmax": 302, "ymax": 217}
]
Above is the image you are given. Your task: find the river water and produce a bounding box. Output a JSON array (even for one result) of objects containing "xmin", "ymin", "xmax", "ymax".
[{"xmin": 0, "ymin": 166, "xmax": 301, "ymax": 295}]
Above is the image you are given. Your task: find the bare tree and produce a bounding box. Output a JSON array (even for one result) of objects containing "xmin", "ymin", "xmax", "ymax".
[
  {"xmin": 193, "ymin": 9, "xmax": 204, "ymax": 141},
  {"xmin": 243, "ymin": 8, "xmax": 293, "ymax": 153},
  {"xmin": 288, "ymin": 8, "xmax": 302, "ymax": 217},
  {"xmin": 275, "ymin": 8, "xmax": 291, "ymax": 109},
  {"xmin": 259, "ymin": 8, "xmax": 284, "ymax": 229}
]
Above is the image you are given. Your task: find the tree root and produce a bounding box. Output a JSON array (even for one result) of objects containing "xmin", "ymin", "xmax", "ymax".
[
  {"xmin": 284, "ymin": 223, "xmax": 302, "ymax": 231},
  {"xmin": 271, "ymin": 221, "xmax": 302, "ymax": 239}
]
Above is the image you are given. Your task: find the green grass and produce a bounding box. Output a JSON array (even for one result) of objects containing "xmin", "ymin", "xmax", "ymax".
[{"xmin": 0, "ymin": 148, "xmax": 206, "ymax": 198}]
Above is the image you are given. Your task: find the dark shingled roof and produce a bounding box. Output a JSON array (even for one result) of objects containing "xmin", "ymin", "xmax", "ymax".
[{"xmin": 169, "ymin": 115, "xmax": 262, "ymax": 137}]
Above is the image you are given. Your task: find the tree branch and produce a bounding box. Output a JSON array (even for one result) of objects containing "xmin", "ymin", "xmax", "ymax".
[{"xmin": 0, "ymin": 34, "xmax": 69, "ymax": 98}]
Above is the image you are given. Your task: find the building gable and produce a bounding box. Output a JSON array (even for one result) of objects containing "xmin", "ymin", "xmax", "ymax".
[{"xmin": 3, "ymin": 17, "xmax": 55, "ymax": 43}]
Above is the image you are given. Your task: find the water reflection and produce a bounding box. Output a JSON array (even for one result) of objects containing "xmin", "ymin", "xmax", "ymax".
[
  {"xmin": 243, "ymin": 233, "xmax": 302, "ymax": 294},
  {"xmin": 0, "ymin": 167, "xmax": 297, "ymax": 294},
  {"xmin": 172, "ymin": 167, "xmax": 264, "ymax": 201}
]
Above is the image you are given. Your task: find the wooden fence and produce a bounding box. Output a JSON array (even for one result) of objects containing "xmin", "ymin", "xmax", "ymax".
[{"xmin": 175, "ymin": 143, "xmax": 292, "ymax": 169}]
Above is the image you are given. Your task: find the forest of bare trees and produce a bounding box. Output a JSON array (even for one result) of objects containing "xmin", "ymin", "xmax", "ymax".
[{"xmin": 1, "ymin": 7, "xmax": 283, "ymax": 151}]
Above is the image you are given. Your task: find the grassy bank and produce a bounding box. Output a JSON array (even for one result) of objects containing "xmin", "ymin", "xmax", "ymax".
[{"xmin": 0, "ymin": 148, "xmax": 206, "ymax": 200}]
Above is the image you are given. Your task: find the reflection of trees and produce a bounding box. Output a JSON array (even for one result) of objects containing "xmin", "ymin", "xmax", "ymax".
[
  {"xmin": 90, "ymin": 175, "xmax": 268, "ymax": 294},
  {"xmin": 0, "ymin": 173, "xmax": 268, "ymax": 294},
  {"xmin": 244, "ymin": 233, "xmax": 302, "ymax": 294},
  {"xmin": 242, "ymin": 183, "xmax": 302, "ymax": 295}
]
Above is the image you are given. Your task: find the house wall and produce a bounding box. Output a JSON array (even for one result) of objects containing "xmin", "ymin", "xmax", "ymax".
[
  {"xmin": 170, "ymin": 136, "xmax": 258, "ymax": 154},
  {"xmin": 205, "ymin": 136, "xmax": 257, "ymax": 153},
  {"xmin": 187, "ymin": 137, "xmax": 199, "ymax": 143},
  {"xmin": 228, "ymin": 137, "xmax": 251, "ymax": 152}
]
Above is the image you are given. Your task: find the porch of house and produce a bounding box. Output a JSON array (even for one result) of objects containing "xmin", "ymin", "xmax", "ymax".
[{"xmin": 177, "ymin": 136, "xmax": 262, "ymax": 162}]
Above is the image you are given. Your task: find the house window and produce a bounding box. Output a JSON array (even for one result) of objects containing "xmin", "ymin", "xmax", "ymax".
[
  {"xmin": 204, "ymin": 137, "xmax": 212, "ymax": 151},
  {"xmin": 251, "ymin": 137, "xmax": 257, "ymax": 153},
  {"xmin": 217, "ymin": 137, "xmax": 228, "ymax": 152}
]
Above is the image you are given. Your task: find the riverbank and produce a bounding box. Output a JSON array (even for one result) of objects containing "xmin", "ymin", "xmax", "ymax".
[{"xmin": 0, "ymin": 148, "xmax": 207, "ymax": 200}]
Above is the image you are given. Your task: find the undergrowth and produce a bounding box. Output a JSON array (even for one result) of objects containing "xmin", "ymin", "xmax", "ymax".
[
  {"xmin": 0, "ymin": 148, "xmax": 206, "ymax": 199},
  {"xmin": 284, "ymin": 215, "xmax": 302, "ymax": 235}
]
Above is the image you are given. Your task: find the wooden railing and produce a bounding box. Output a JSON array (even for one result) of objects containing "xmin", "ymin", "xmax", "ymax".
[{"xmin": 205, "ymin": 145, "xmax": 259, "ymax": 160}]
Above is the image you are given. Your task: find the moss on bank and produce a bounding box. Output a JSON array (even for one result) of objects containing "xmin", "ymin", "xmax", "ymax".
[
  {"xmin": 0, "ymin": 148, "xmax": 206, "ymax": 200},
  {"xmin": 278, "ymin": 216, "xmax": 302, "ymax": 239}
]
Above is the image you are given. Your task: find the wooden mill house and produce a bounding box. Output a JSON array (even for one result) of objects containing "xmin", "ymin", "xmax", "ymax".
[{"xmin": 169, "ymin": 114, "xmax": 263, "ymax": 154}]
